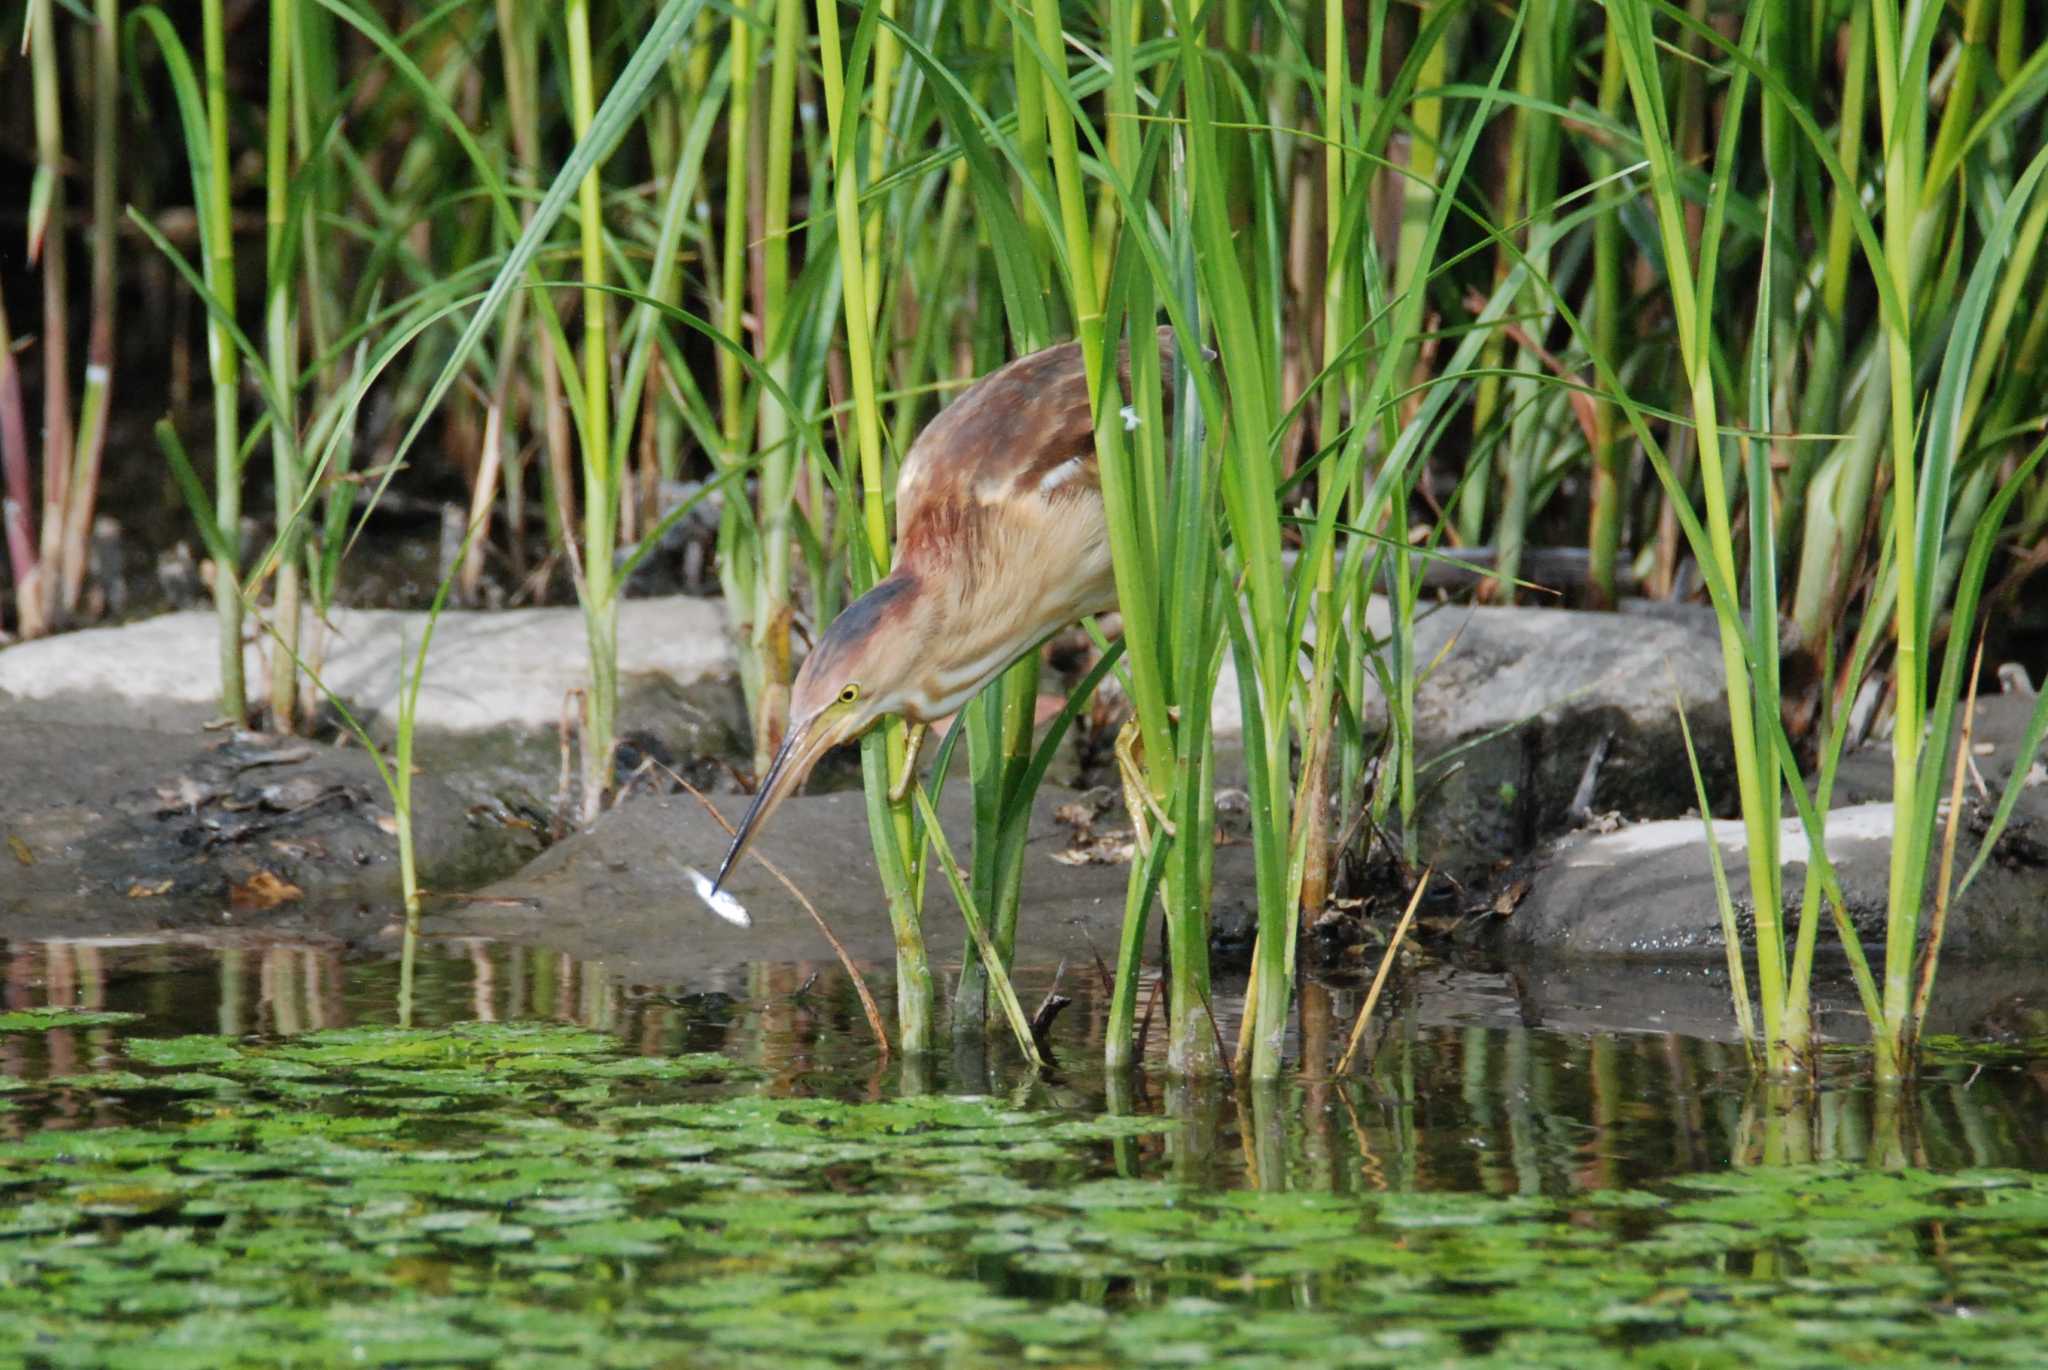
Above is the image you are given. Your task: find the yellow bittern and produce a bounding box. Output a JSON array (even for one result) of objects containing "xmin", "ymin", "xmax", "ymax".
[{"xmin": 710, "ymin": 328, "xmax": 1178, "ymax": 892}]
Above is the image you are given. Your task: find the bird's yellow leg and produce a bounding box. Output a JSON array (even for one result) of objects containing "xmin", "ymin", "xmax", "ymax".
[
  {"xmin": 1114, "ymin": 717, "xmax": 1176, "ymax": 841},
  {"xmin": 888, "ymin": 721, "xmax": 929, "ymax": 804}
]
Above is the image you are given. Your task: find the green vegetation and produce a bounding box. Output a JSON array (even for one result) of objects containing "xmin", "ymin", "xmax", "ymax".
[
  {"xmin": 4, "ymin": 1012, "xmax": 2048, "ymax": 1366},
  {"xmin": 3, "ymin": 1, "xmax": 2046, "ymax": 1078},
  {"xmin": 1609, "ymin": 3, "xmax": 2048, "ymax": 1082}
]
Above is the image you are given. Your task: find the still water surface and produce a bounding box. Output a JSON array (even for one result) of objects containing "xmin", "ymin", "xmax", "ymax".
[{"xmin": 4, "ymin": 933, "xmax": 2048, "ymax": 1365}]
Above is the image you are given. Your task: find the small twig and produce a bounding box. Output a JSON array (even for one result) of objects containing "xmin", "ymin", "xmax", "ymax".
[
  {"xmin": 1028, "ymin": 959, "xmax": 1069, "ymax": 1039},
  {"xmin": 1195, "ymin": 976, "xmax": 1237, "ymax": 1078},
  {"xmin": 435, "ymin": 893, "xmax": 540, "ymax": 910},
  {"xmin": 666, "ymin": 768, "xmax": 889, "ymax": 1060},
  {"xmin": 1232, "ymin": 931, "xmax": 1260, "ymax": 1066},
  {"xmin": 1566, "ymin": 731, "xmax": 1613, "ymax": 827},
  {"xmin": 1086, "ymin": 942, "xmax": 1116, "ymax": 997},
  {"xmin": 552, "ymin": 687, "xmax": 584, "ymax": 840},
  {"xmin": 505, "ymin": 548, "xmax": 563, "ymax": 609},
  {"xmin": 1133, "ymin": 971, "xmax": 1165, "ymax": 1062},
  {"xmin": 716, "ymin": 754, "xmax": 755, "ymax": 794},
  {"xmin": 1912, "ymin": 635, "xmax": 1987, "ymax": 1045},
  {"xmin": 1335, "ymin": 870, "xmax": 1430, "ymax": 1075},
  {"xmin": 1965, "ymin": 751, "xmax": 1992, "ymax": 803},
  {"xmin": 1029, "ymin": 992, "xmax": 1072, "ymax": 1047},
  {"xmin": 1464, "ymin": 287, "xmax": 1599, "ymax": 449},
  {"xmin": 613, "ymin": 754, "xmax": 662, "ymax": 806}
]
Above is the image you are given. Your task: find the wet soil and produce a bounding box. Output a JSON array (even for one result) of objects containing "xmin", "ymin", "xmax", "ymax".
[
  {"xmin": 1, "ymin": 716, "xmax": 536, "ymax": 942},
  {"xmin": 435, "ymin": 780, "xmax": 1253, "ymax": 995}
]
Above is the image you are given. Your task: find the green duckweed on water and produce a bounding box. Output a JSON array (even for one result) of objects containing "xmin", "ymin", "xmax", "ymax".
[{"xmin": 1, "ymin": 1016, "xmax": 2047, "ymax": 1367}]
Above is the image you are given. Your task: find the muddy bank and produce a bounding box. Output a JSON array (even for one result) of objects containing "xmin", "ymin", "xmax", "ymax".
[
  {"xmin": 0, "ymin": 598, "xmax": 754, "ymax": 937},
  {"xmin": 0, "ymin": 719, "xmax": 535, "ymax": 941},
  {"xmin": 432, "ymin": 781, "xmax": 1259, "ymax": 995}
]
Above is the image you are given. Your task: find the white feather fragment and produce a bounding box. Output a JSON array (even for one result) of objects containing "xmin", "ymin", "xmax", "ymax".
[
  {"xmin": 1038, "ymin": 456, "xmax": 1085, "ymax": 493},
  {"xmin": 685, "ymin": 866, "xmax": 752, "ymax": 927},
  {"xmin": 1120, "ymin": 404, "xmax": 1141, "ymax": 431}
]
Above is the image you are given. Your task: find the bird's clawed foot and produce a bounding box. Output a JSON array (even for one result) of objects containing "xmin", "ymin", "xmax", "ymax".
[
  {"xmin": 888, "ymin": 721, "xmax": 929, "ymax": 804},
  {"xmin": 1114, "ymin": 718, "xmax": 1177, "ymax": 844}
]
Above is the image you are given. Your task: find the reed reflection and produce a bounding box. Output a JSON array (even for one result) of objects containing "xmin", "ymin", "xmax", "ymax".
[{"xmin": 2, "ymin": 936, "xmax": 2046, "ymax": 1187}]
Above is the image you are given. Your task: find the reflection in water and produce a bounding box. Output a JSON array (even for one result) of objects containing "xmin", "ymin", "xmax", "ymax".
[{"xmin": 5, "ymin": 935, "xmax": 2048, "ymax": 1182}]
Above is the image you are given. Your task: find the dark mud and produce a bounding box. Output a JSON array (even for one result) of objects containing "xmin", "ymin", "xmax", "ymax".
[{"xmin": 1, "ymin": 718, "xmax": 533, "ymax": 941}]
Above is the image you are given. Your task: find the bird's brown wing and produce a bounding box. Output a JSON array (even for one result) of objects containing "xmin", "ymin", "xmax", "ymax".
[{"xmin": 894, "ymin": 327, "xmax": 1180, "ymax": 565}]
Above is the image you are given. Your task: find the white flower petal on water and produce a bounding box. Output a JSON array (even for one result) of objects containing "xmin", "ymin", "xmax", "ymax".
[{"xmin": 685, "ymin": 866, "xmax": 752, "ymax": 928}]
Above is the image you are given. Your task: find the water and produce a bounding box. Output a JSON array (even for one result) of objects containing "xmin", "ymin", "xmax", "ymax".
[{"xmin": 5, "ymin": 934, "xmax": 2048, "ymax": 1366}]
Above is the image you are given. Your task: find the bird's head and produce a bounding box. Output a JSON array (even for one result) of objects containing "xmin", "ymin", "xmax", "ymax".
[{"xmin": 710, "ymin": 575, "xmax": 922, "ymax": 892}]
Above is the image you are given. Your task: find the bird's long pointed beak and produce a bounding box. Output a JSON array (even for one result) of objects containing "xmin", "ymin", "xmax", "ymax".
[{"xmin": 710, "ymin": 712, "xmax": 832, "ymax": 895}]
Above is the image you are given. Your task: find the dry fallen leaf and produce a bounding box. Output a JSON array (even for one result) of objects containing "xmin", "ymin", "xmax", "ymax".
[
  {"xmin": 1051, "ymin": 832, "xmax": 1137, "ymax": 866},
  {"xmin": 1052, "ymin": 801, "xmax": 1097, "ymax": 831},
  {"xmin": 230, "ymin": 870, "xmax": 304, "ymax": 909},
  {"xmin": 155, "ymin": 776, "xmax": 224, "ymax": 814},
  {"xmin": 1491, "ymin": 878, "xmax": 1531, "ymax": 917},
  {"xmin": 7, "ymin": 835, "xmax": 32, "ymax": 866},
  {"xmin": 126, "ymin": 879, "xmax": 175, "ymax": 898}
]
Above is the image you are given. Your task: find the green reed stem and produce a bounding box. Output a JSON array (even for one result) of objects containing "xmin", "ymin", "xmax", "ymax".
[
  {"xmin": 202, "ymin": 0, "xmax": 245, "ymax": 722},
  {"xmin": 27, "ymin": 0, "xmax": 71, "ymax": 640},
  {"xmin": 1026, "ymin": 0, "xmax": 1197, "ymax": 1071},
  {"xmin": 565, "ymin": 0, "xmax": 619, "ymax": 823},
  {"xmin": 58, "ymin": 0, "xmax": 118, "ymax": 622},
  {"xmin": 1586, "ymin": 16, "xmax": 1626, "ymax": 608},
  {"xmin": 750, "ymin": 0, "xmax": 805, "ymax": 778},
  {"xmin": 860, "ymin": 0, "xmax": 900, "ymax": 330},
  {"xmin": 717, "ymin": 3, "xmax": 755, "ymax": 459},
  {"xmin": 266, "ymin": 0, "xmax": 304, "ymax": 730},
  {"xmin": 1176, "ymin": 0, "xmax": 1287, "ymax": 1079},
  {"xmin": 1870, "ymin": 0, "xmax": 1927, "ymax": 1086},
  {"xmin": 1612, "ymin": 0, "xmax": 1789, "ymax": 1069},
  {"xmin": 817, "ymin": 0, "xmax": 931, "ymax": 1054}
]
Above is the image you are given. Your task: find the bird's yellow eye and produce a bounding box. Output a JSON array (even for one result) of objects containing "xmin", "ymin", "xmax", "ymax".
[{"xmin": 838, "ymin": 684, "xmax": 861, "ymax": 705}]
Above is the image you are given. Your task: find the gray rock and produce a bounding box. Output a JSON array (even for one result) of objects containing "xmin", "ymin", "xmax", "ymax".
[
  {"xmin": 1395, "ymin": 605, "xmax": 1729, "ymax": 880},
  {"xmin": 0, "ymin": 613, "xmax": 229, "ymax": 731},
  {"xmin": 1241, "ymin": 602, "xmax": 1726, "ymax": 881},
  {"xmin": 1491, "ymin": 802, "xmax": 1898, "ymax": 959},
  {"xmin": 311, "ymin": 598, "xmax": 735, "ymax": 736},
  {"xmin": 0, "ymin": 598, "xmax": 752, "ymax": 810},
  {"xmin": 0, "ymin": 597, "xmax": 738, "ymax": 736},
  {"xmin": 1489, "ymin": 692, "xmax": 2048, "ymax": 960}
]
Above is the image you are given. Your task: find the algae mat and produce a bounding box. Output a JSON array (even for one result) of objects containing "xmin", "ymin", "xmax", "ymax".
[{"xmin": 2, "ymin": 1014, "xmax": 2048, "ymax": 1366}]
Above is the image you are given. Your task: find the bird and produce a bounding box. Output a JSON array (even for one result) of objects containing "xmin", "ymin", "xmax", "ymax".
[{"xmin": 710, "ymin": 327, "xmax": 1181, "ymax": 893}]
